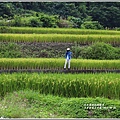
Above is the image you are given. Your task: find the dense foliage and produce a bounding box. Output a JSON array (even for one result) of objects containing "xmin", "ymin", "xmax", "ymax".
[
  {"xmin": 72, "ymin": 42, "xmax": 120, "ymax": 59},
  {"xmin": 0, "ymin": 2, "xmax": 120, "ymax": 29}
]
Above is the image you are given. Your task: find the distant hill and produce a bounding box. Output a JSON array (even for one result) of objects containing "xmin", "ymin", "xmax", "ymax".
[{"xmin": 0, "ymin": 2, "xmax": 120, "ymax": 28}]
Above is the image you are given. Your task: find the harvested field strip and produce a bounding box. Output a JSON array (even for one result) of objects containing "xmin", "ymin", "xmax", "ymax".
[
  {"xmin": 1, "ymin": 27, "xmax": 120, "ymax": 35},
  {"xmin": 0, "ymin": 58, "xmax": 119, "ymax": 70},
  {"xmin": 0, "ymin": 34, "xmax": 120, "ymax": 44},
  {"xmin": 0, "ymin": 73, "xmax": 120, "ymax": 99}
]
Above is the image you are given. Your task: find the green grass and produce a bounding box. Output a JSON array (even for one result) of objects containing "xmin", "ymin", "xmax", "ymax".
[
  {"xmin": 0, "ymin": 73, "xmax": 120, "ymax": 99},
  {"xmin": 0, "ymin": 58, "xmax": 119, "ymax": 70},
  {"xmin": 0, "ymin": 90, "xmax": 120, "ymax": 118},
  {"xmin": 0, "ymin": 34, "xmax": 120, "ymax": 44},
  {"xmin": 1, "ymin": 27, "xmax": 120, "ymax": 35}
]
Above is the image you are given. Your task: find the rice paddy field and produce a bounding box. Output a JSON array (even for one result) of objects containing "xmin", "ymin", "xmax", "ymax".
[
  {"xmin": 0, "ymin": 34, "xmax": 120, "ymax": 45},
  {"xmin": 0, "ymin": 27, "xmax": 120, "ymax": 118},
  {"xmin": 0, "ymin": 73, "xmax": 120, "ymax": 99},
  {"xmin": 1, "ymin": 27, "xmax": 120, "ymax": 35},
  {"xmin": 0, "ymin": 58, "xmax": 119, "ymax": 70}
]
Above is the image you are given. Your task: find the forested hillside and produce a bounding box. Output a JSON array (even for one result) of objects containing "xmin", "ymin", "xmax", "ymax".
[{"xmin": 0, "ymin": 2, "xmax": 120, "ymax": 29}]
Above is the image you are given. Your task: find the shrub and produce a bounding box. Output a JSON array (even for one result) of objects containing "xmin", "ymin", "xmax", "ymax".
[
  {"xmin": 81, "ymin": 42, "xmax": 120, "ymax": 59},
  {"xmin": 72, "ymin": 42, "xmax": 120, "ymax": 59},
  {"xmin": 81, "ymin": 21, "xmax": 104, "ymax": 30},
  {"xmin": 58, "ymin": 19, "xmax": 74, "ymax": 28},
  {"xmin": 13, "ymin": 15, "xmax": 22, "ymax": 27},
  {"xmin": 39, "ymin": 15, "xmax": 58, "ymax": 28},
  {"xmin": 71, "ymin": 42, "xmax": 81, "ymax": 58},
  {"xmin": 69, "ymin": 17, "xmax": 82, "ymax": 28},
  {"xmin": 29, "ymin": 18, "xmax": 42, "ymax": 27}
]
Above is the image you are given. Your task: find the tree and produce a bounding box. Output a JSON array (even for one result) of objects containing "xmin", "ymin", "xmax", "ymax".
[
  {"xmin": 69, "ymin": 17, "xmax": 82, "ymax": 28},
  {"xmin": 0, "ymin": 2, "xmax": 120, "ymax": 28},
  {"xmin": 0, "ymin": 3, "xmax": 14, "ymax": 18},
  {"xmin": 13, "ymin": 15, "xmax": 22, "ymax": 27},
  {"xmin": 89, "ymin": 3, "xmax": 120, "ymax": 28},
  {"xmin": 39, "ymin": 14, "xmax": 58, "ymax": 27},
  {"xmin": 29, "ymin": 18, "xmax": 42, "ymax": 27}
]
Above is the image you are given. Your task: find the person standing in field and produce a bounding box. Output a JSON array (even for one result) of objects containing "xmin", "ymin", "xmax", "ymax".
[{"xmin": 64, "ymin": 48, "xmax": 72, "ymax": 70}]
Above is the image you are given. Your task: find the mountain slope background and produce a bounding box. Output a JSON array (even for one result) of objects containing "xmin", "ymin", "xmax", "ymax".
[{"xmin": 0, "ymin": 2, "xmax": 120, "ymax": 29}]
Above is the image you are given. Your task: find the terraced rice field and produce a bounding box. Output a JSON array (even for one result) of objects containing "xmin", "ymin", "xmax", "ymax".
[
  {"xmin": 0, "ymin": 58, "xmax": 119, "ymax": 73},
  {"xmin": 0, "ymin": 27, "xmax": 120, "ymax": 118},
  {"xmin": 0, "ymin": 73, "xmax": 120, "ymax": 99}
]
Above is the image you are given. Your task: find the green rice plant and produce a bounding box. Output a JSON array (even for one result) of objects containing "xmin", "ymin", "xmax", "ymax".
[
  {"xmin": 0, "ymin": 34, "xmax": 120, "ymax": 44},
  {"xmin": 0, "ymin": 58, "xmax": 119, "ymax": 70},
  {"xmin": 0, "ymin": 73, "xmax": 120, "ymax": 99},
  {"xmin": 1, "ymin": 27, "xmax": 120, "ymax": 35}
]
